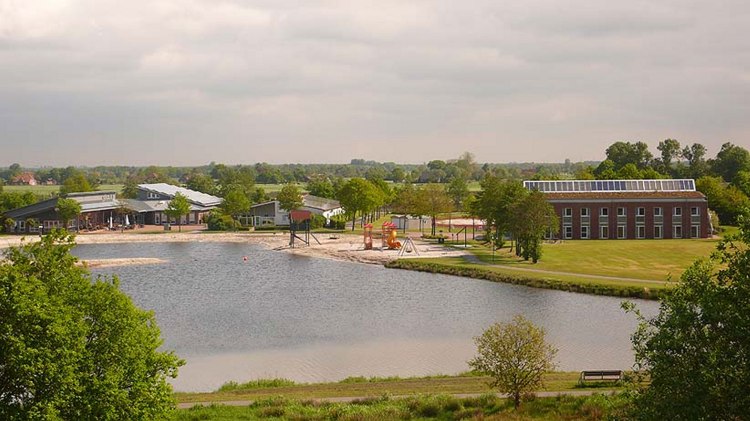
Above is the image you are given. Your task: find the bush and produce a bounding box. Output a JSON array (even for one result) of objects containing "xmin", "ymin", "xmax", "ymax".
[{"xmin": 205, "ymin": 211, "xmax": 236, "ymax": 231}]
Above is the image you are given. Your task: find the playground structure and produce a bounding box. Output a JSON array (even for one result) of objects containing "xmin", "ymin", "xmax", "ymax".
[
  {"xmin": 289, "ymin": 210, "xmax": 321, "ymax": 248},
  {"xmin": 381, "ymin": 222, "xmax": 401, "ymax": 250},
  {"xmin": 363, "ymin": 223, "xmax": 373, "ymax": 250}
]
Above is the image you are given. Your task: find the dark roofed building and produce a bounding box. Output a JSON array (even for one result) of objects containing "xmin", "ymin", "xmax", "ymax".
[
  {"xmin": 130, "ymin": 183, "xmax": 222, "ymax": 225},
  {"xmin": 4, "ymin": 191, "xmax": 123, "ymax": 233},
  {"xmin": 525, "ymin": 179, "xmax": 711, "ymax": 240}
]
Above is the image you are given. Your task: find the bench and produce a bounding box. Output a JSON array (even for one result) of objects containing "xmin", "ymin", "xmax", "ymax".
[{"xmin": 579, "ymin": 370, "xmax": 623, "ymax": 384}]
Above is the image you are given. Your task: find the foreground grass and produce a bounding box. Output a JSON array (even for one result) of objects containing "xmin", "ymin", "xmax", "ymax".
[
  {"xmin": 175, "ymin": 393, "xmax": 628, "ymax": 420},
  {"xmin": 175, "ymin": 373, "xmax": 598, "ymax": 404}
]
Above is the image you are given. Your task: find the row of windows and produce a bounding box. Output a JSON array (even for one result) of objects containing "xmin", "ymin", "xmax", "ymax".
[
  {"xmin": 563, "ymin": 224, "xmax": 700, "ymax": 239},
  {"xmin": 563, "ymin": 206, "xmax": 700, "ymax": 217},
  {"xmin": 525, "ymin": 179, "xmax": 696, "ymax": 193}
]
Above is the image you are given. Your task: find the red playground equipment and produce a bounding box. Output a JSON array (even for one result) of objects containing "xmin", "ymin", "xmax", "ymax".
[
  {"xmin": 381, "ymin": 222, "xmax": 402, "ymax": 250},
  {"xmin": 363, "ymin": 223, "xmax": 373, "ymax": 250}
]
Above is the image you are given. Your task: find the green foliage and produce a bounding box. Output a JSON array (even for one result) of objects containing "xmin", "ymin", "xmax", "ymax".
[
  {"xmin": 511, "ymin": 191, "xmax": 559, "ymax": 263},
  {"xmin": 205, "ymin": 211, "xmax": 237, "ymax": 231},
  {"xmin": 217, "ymin": 378, "xmax": 296, "ymax": 392},
  {"xmin": 605, "ymin": 141, "xmax": 653, "ymax": 170},
  {"xmin": 55, "ymin": 198, "xmax": 82, "ymax": 228},
  {"xmin": 624, "ymin": 212, "xmax": 750, "ymax": 420},
  {"xmin": 0, "ymin": 230, "xmax": 183, "ymax": 419},
  {"xmin": 337, "ymin": 178, "xmax": 382, "ymax": 230},
  {"xmin": 277, "ymin": 183, "xmax": 303, "ymax": 211},
  {"xmin": 165, "ymin": 192, "xmax": 191, "ymax": 231},
  {"xmin": 306, "ymin": 176, "xmax": 336, "ymax": 199},
  {"xmin": 696, "ymin": 175, "xmax": 750, "ymax": 225},
  {"xmin": 711, "ymin": 142, "xmax": 750, "ymax": 183},
  {"xmin": 60, "ymin": 171, "xmax": 93, "ymax": 195},
  {"xmin": 468, "ymin": 316, "xmax": 558, "ymax": 409},
  {"xmin": 185, "ymin": 172, "xmax": 217, "ymax": 195},
  {"xmin": 473, "ymin": 176, "xmax": 527, "ymax": 247},
  {"xmin": 220, "ymin": 188, "xmax": 251, "ymax": 219}
]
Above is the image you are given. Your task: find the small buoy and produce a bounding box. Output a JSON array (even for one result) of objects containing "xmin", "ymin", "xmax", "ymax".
[{"xmin": 243, "ymin": 256, "xmax": 248, "ymax": 262}]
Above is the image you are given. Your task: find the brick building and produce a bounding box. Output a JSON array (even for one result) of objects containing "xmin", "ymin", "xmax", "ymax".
[{"xmin": 524, "ymin": 179, "xmax": 711, "ymax": 240}]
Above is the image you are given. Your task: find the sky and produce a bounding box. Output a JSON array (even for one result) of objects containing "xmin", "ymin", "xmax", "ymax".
[{"xmin": 1, "ymin": 0, "xmax": 749, "ymax": 166}]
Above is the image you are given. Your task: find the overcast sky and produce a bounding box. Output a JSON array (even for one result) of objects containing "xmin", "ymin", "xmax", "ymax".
[{"xmin": 1, "ymin": 0, "xmax": 748, "ymax": 166}]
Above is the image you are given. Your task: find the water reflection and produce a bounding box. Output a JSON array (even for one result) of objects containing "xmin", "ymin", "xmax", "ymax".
[{"xmin": 75, "ymin": 242, "xmax": 658, "ymax": 392}]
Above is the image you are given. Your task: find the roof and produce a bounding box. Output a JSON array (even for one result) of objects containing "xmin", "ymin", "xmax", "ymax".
[
  {"xmin": 122, "ymin": 199, "xmax": 214, "ymax": 213},
  {"xmin": 524, "ymin": 179, "xmax": 696, "ymax": 193},
  {"xmin": 302, "ymin": 194, "xmax": 341, "ymax": 211},
  {"xmin": 138, "ymin": 183, "xmax": 222, "ymax": 207},
  {"xmin": 544, "ymin": 191, "xmax": 707, "ymax": 201}
]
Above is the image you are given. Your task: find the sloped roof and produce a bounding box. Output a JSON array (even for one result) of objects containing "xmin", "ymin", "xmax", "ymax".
[
  {"xmin": 138, "ymin": 183, "xmax": 222, "ymax": 207},
  {"xmin": 302, "ymin": 194, "xmax": 341, "ymax": 211}
]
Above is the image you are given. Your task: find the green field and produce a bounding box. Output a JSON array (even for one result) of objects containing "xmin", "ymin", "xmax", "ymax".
[
  {"xmin": 467, "ymin": 238, "xmax": 718, "ymax": 281},
  {"xmin": 3, "ymin": 184, "xmax": 124, "ymax": 196}
]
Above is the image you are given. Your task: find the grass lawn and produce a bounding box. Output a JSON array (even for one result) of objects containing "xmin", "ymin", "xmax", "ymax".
[
  {"xmin": 175, "ymin": 372, "xmax": 600, "ymax": 404},
  {"xmin": 466, "ymin": 238, "xmax": 718, "ymax": 281}
]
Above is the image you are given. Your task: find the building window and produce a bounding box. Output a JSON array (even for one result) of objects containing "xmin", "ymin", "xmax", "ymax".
[
  {"xmin": 654, "ymin": 225, "xmax": 663, "ymax": 239},
  {"xmin": 147, "ymin": 192, "xmax": 159, "ymax": 199},
  {"xmin": 674, "ymin": 207, "xmax": 682, "ymax": 217},
  {"xmin": 637, "ymin": 225, "xmax": 646, "ymax": 239},
  {"xmin": 691, "ymin": 225, "xmax": 700, "ymax": 238},
  {"xmin": 691, "ymin": 207, "xmax": 700, "ymax": 216},
  {"xmin": 564, "ymin": 225, "xmax": 573, "ymax": 239},
  {"xmin": 654, "ymin": 207, "xmax": 662, "ymax": 216},
  {"xmin": 581, "ymin": 208, "xmax": 589, "ymax": 217},
  {"xmin": 617, "ymin": 207, "xmax": 626, "ymax": 216},
  {"xmin": 600, "ymin": 207, "xmax": 608, "ymax": 217},
  {"xmin": 617, "ymin": 225, "xmax": 626, "ymax": 239},
  {"xmin": 563, "ymin": 208, "xmax": 572, "ymax": 217},
  {"xmin": 637, "ymin": 207, "xmax": 645, "ymax": 216},
  {"xmin": 18, "ymin": 220, "xmax": 26, "ymax": 231},
  {"xmin": 581, "ymin": 226, "xmax": 589, "ymax": 239},
  {"xmin": 600, "ymin": 225, "xmax": 609, "ymax": 239},
  {"xmin": 673, "ymin": 225, "xmax": 683, "ymax": 238}
]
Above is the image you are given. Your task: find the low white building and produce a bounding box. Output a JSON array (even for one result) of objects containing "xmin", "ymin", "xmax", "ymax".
[{"xmin": 249, "ymin": 194, "xmax": 344, "ymax": 227}]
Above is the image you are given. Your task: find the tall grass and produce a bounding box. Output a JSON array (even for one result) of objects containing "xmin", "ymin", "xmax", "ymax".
[{"xmin": 217, "ymin": 378, "xmax": 296, "ymax": 392}]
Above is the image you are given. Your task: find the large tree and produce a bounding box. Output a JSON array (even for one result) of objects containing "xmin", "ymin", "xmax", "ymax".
[
  {"xmin": 56, "ymin": 198, "xmax": 82, "ymax": 230},
  {"xmin": 711, "ymin": 142, "xmax": 750, "ymax": 183},
  {"xmin": 624, "ymin": 212, "xmax": 750, "ymax": 420},
  {"xmin": 605, "ymin": 141, "xmax": 653, "ymax": 170},
  {"xmin": 0, "ymin": 231, "xmax": 183, "ymax": 419},
  {"xmin": 469, "ymin": 316, "xmax": 557, "ymax": 409},
  {"xmin": 337, "ymin": 178, "xmax": 379, "ymax": 231},
  {"xmin": 164, "ymin": 192, "xmax": 191, "ymax": 231},
  {"xmin": 510, "ymin": 191, "xmax": 559, "ymax": 263},
  {"xmin": 60, "ymin": 171, "xmax": 93, "ymax": 195},
  {"xmin": 277, "ymin": 183, "xmax": 303, "ymax": 212}
]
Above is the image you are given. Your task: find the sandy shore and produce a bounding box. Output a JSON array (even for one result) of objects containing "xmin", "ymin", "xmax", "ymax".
[
  {"xmin": 1, "ymin": 231, "xmax": 469, "ymax": 266},
  {"xmin": 77, "ymin": 258, "xmax": 168, "ymax": 268}
]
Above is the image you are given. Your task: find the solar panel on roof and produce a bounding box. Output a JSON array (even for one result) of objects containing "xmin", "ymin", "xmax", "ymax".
[{"xmin": 523, "ymin": 179, "xmax": 697, "ymax": 193}]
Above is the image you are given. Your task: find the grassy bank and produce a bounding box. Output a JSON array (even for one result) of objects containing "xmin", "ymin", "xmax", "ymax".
[
  {"xmin": 175, "ymin": 372, "xmax": 599, "ymax": 404},
  {"xmin": 176, "ymin": 393, "xmax": 627, "ymax": 420},
  {"xmin": 386, "ymin": 258, "xmax": 669, "ymax": 300}
]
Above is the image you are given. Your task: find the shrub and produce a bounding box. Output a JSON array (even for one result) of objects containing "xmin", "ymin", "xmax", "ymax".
[{"xmin": 205, "ymin": 211, "xmax": 236, "ymax": 231}]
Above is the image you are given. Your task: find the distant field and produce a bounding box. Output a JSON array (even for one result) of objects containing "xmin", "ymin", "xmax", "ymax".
[
  {"xmin": 2, "ymin": 184, "xmax": 123, "ymax": 196},
  {"xmin": 256, "ymin": 183, "xmax": 296, "ymax": 193}
]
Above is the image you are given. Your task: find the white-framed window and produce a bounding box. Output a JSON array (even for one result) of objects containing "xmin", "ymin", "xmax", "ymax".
[
  {"xmin": 600, "ymin": 207, "xmax": 608, "ymax": 217},
  {"xmin": 581, "ymin": 208, "xmax": 590, "ymax": 217},
  {"xmin": 691, "ymin": 225, "xmax": 700, "ymax": 238},
  {"xmin": 18, "ymin": 220, "xmax": 26, "ymax": 231},
  {"xmin": 147, "ymin": 192, "xmax": 159, "ymax": 199},
  {"xmin": 43, "ymin": 220, "xmax": 60, "ymax": 229},
  {"xmin": 691, "ymin": 207, "xmax": 700, "ymax": 216},
  {"xmin": 29, "ymin": 224, "xmax": 39, "ymax": 233},
  {"xmin": 581, "ymin": 226, "xmax": 589, "ymax": 239},
  {"xmin": 673, "ymin": 225, "xmax": 683, "ymax": 238},
  {"xmin": 563, "ymin": 208, "xmax": 572, "ymax": 217},
  {"xmin": 617, "ymin": 225, "xmax": 626, "ymax": 239},
  {"xmin": 637, "ymin": 207, "xmax": 646, "ymax": 216},
  {"xmin": 600, "ymin": 225, "xmax": 609, "ymax": 239},
  {"xmin": 654, "ymin": 207, "xmax": 662, "ymax": 216},
  {"xmin": 674, "ymin": 207, "xmax": 682, "ymax": 216},
  {"xmin": 654, "ymin": 225, "xmax": 663, "ymax": 239},
  {"xmin": 617, "ymin": 207, "xmax": 626, "ymax": 216},
  {"xmin": 636, "ymin": 225, "xmax": 646, "ymax": 239},
  {"xmin": 563, "ymin": 225, "xmax": 573, "ymax": 239}
]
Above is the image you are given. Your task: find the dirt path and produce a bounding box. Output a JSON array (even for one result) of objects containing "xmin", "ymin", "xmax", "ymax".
[
  {"xmin": 177, "ymin": 389, "xmax": 617, "ymax": 409},
  {"xmin": 461, "ymin": 254, "xmax": 669, "ymax": 285}
]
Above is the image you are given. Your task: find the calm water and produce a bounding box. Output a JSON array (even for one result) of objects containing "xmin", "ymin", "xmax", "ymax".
[{"xmin": 74, "ymin": 242, "xmax": 658, "ymax": 392}]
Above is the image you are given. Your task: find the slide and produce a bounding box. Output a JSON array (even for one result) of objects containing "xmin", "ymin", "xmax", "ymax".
[{"xmin": 387, "ymin": 230, "xmax": 401, "ymax": 249}]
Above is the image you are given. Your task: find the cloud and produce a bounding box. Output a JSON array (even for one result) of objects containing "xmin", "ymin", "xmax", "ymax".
[{"xmin": 0, "ymin": 0, "xmax": 748, "ymax": 166}]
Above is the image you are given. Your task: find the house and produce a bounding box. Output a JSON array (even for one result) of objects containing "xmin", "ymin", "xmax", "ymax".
[
  {"xmin": 10, "ymin": 172, "xmax": 37, "ymax": 186},
  {"xmin": 123, "ymin": 183, "xmax": 222, "ymax": 225},
  {"xmin": 525, "ymin": 179, "xmax": 711, "ymax": 240},
  {"xmin": 4, "ymin": 191, "xmax": 124, "ymax": 233},
  {"xmin": 3, "ymin": 184, "xmax": 223, "ymax": 233},
  {"xmin": 249, "ymin": 194, "xmax": 344, "ymax": 227}
]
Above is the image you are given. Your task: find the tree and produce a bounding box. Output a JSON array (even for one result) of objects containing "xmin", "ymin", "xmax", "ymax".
[
  {"xmin": 164, "ymin": 192, "xmax": 191, "ymax": 232},
  {"xmin": 186, "ymin": 172, "xmax": 217, "ymax": 195},
  {"xmin": 468, "ymin": 316, "xmax": 558, "ymax": 409},
  {"xmin": 306, "ymin": 176, "xmax": 336, "ymax": 199},
  {"xmin": 56, "ymin": 198, "xmax": 82, "ymax": 230},
  {"xmin": 60, "ymin": 171, "xmax": 93, "ymax": 195},
  {"xmin": 510, "ymin": 191, "xmax": 559, "ymax": 263},
  {"xmin": 337, "ymin": 178, "xmax": 379, "ymax": 231},
  {"xmin": 711, "ymin": 142, "xmax": 750, "ymax": 183},
  {"xmin": 420, "ymin": 184, "xmax": 453, "ymax": 236},
  {"xmin": 221, "ymin": 188, "xmax": 251, "ymax": 225},
  {"xmin": 680, "ymin": 143, "xmax": 709, "ymax": 178},
  {"xmin": 656, "ymin": 138, "xmax": 681, "ymax": 175},
  {"xmin": 473, "ymin": 177, "xmax": 527, "ymax": 247},
  {"xmin": 0, "ymin": 231, "xmax": 183, "ymax": 419},
  {"xmin": 624, "ymin": 212, "xmax": 750, "ymax": 420},
  {"xmin": 605, "ymin": 141, "xmax": 653, "ymax": 170},
  {"xmin": 447, "ymin": 176, "xmax": 470, "ymax": 211},
  {"xmin": 277, "ymin": 183, "xmax": 303, "ymax": 212}
]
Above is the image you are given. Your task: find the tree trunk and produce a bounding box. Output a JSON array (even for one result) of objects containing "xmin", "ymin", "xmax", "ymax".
[
  {"xmin": 513, "ymin": 392, "xmax": 521, "ymax": 409},
  {"xmin": 351, "ymin": 211, "xmax": 356, "ymax": 231}
]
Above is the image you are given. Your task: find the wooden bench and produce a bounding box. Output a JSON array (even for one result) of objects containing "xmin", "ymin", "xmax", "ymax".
[{"xmin": 579, "ymin": 370, "xmax": 623, "ymax": 384}]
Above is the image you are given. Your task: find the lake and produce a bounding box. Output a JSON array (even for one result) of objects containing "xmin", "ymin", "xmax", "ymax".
[{"xmin": 74, "ymin": 242, "xmax": 658, "ymax": 392}]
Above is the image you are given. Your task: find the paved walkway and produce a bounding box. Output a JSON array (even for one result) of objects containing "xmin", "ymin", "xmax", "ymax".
[
  {"xmin": 461, "ymin": 254, "xmax": 668, "ymax": 285},
  {"xmin": 177, "ymin": 389, "xmax": 618, "ymax": 409}
]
